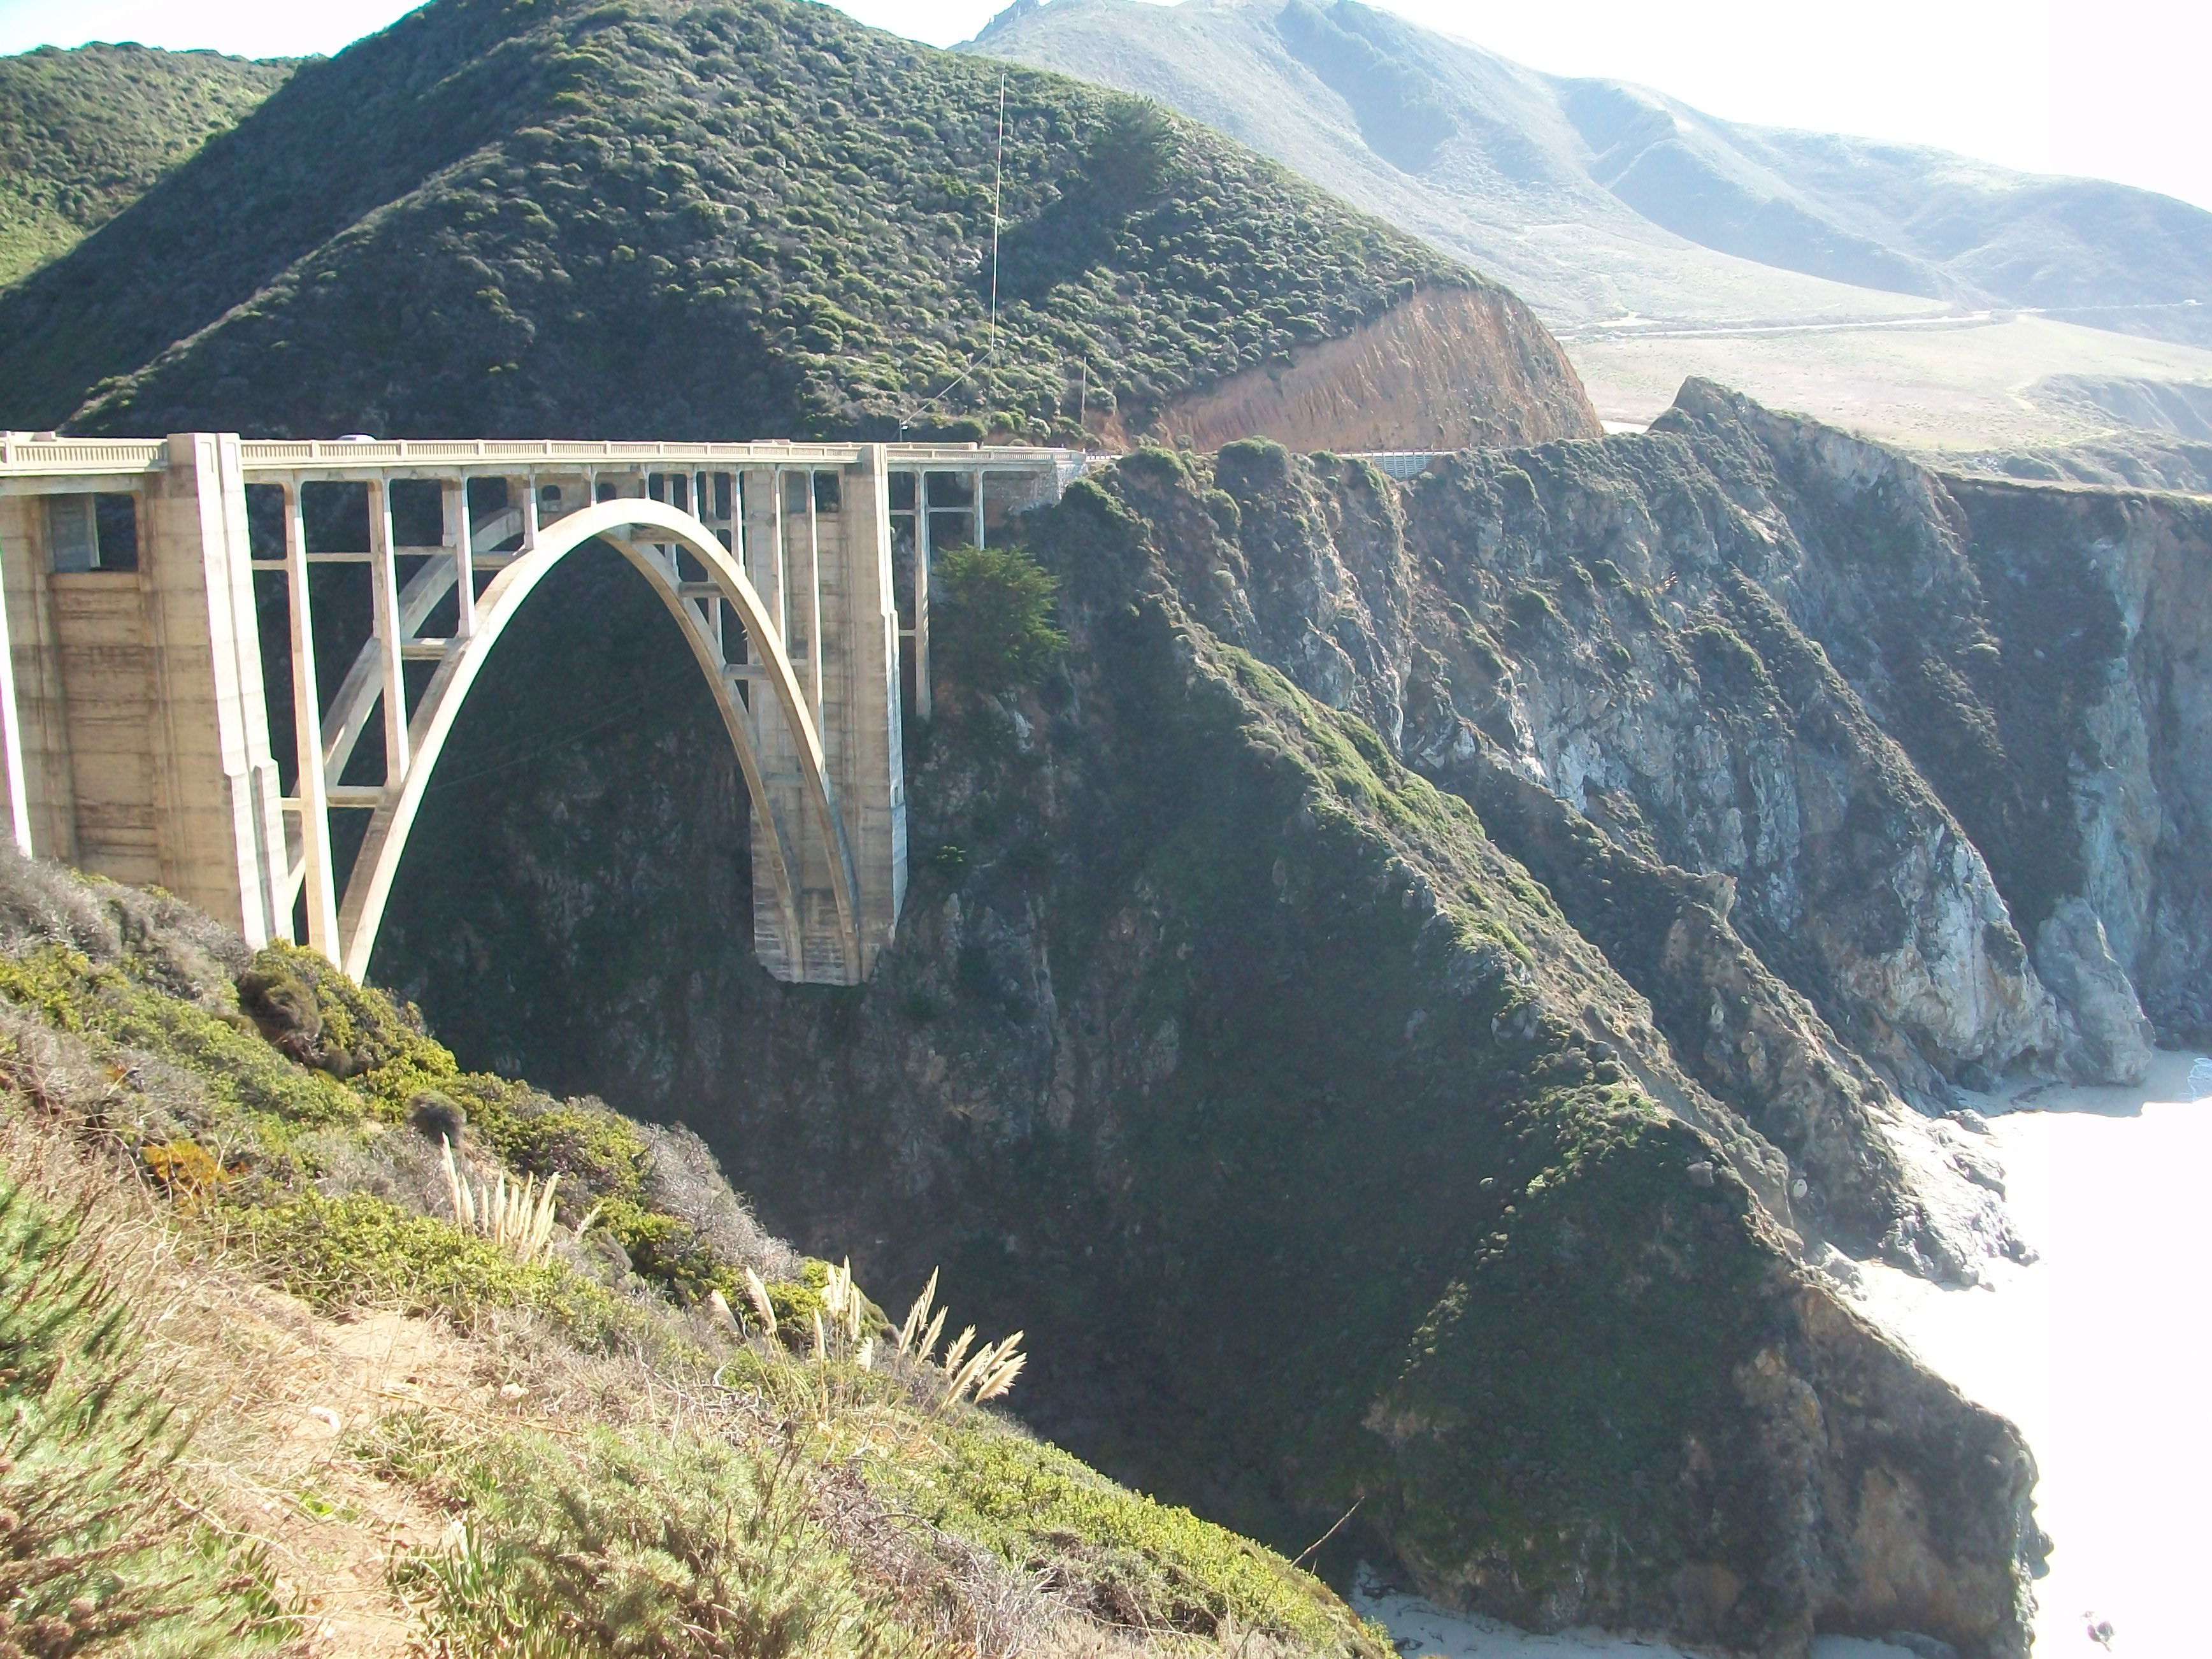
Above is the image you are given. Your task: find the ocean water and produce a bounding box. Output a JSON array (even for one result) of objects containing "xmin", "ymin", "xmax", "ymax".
[
  {"xmin": 1362, "ymin": 1052, "xmax": 2210, "ymax": 1658},
  {"xmin": 1849, "ymin": 1051, "xmax": 2210, "ymax": 1656}
]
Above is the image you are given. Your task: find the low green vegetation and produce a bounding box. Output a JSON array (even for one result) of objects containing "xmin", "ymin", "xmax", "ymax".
[
  {"xmin": 0, "ymin": 44, "xmax": 292, "ymax": 287},
  {"xmin": 933, "ymin": 543, "xmax": 1066, "ymax": 693},
  {"xmin": 219, "ymin": 1189, "xmax": 659, "ymax": 1353},
  {"xmin": 0, "ymin": 850, "xmax": 1387, "ymax": 1658},
  {"xmin": 888, "ymin": 1425, "xmax": 1363, "ymax": 1647},
  {"xmin": 0, "ymin": 1175, "xmax": 294, "ymax": 1657},
  {"xmin": 364, "ymin": 1411, "xmax": 917, "ymax": 1659}
]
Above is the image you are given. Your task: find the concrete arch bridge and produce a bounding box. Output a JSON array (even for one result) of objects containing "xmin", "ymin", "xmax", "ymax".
[{"xmin": 0, "ymin": 433, "xmax": 1079, "ymax": 984}]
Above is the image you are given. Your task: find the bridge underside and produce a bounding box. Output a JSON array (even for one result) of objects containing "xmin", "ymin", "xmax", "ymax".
[{"xmin": 0, "ymin": 434, "xmax": 1077, "ymax": 984}]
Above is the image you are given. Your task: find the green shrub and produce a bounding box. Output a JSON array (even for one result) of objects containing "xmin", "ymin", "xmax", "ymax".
[
  {"xmin": 366, "ymin": 1412, "xmax": 917, "ymax": 1659},
  {"xmin": 933, "ymin": 544, "xmax": 1066, "ymax": 693},
  {"xmin": 762, "ymin": 1258, "xmax": 834, "ymax": 1339},
  {"xmin": 1683, "ymin": 620, "xmax": 1776, "ymax": 706},
  {"xmin": 0, "ymin": 941, "xmax": 366, "ymax": 1142},
  {"xmin": 1505, "ymin": 584, "xmax": 1559, "ymax": 631},
  {"xmin": 219, "ymin": 1189, "xmax": 654, "ymax": 1353},
  {"xmin": 238, "ymin": 940, "xmax": 449, "ymax": 1083},
  {"xmin": 1215, "ymin": 437, "xmax": 1293, "ymax": 498},
  {"xmin": 1202, "ymin": 487, "xmax": 1242, "ymax": 536},
  {"xmin": 0, "ymin": 1176, "xmax": 294, "ymax": 1656},
  {"xmin": 886, "ymin": 1419, "xmax": 1380, "ymax": 1651}
]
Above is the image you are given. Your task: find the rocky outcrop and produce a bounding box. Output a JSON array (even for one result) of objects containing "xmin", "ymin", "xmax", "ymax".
[
  {"xmin": 1145, "ymin": 385, "xmax": 2202, "ymax": 1103},
  {"xmin": 1153, "ymin": 284, "xmax": 1601, "ymax": 452},
  {"xmin": 1381, "ymin": 1267, "xmax": 2041, "ymax": 1658},
  {"xmin": 1456, "ymin": 754, "xmax": 2019, "ymax": 1280},
  {"xmin": 2032, "ymin": 899, "xmax": 2155, "ymax": 1084}
]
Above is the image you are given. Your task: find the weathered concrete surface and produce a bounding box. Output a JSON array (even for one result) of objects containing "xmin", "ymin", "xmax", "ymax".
[{"xmin": 0, "ymin": 434, "xmax": 285, "ymax": 940}]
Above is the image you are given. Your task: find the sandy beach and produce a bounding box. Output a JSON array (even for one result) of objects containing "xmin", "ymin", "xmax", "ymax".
[{"xmin": 1361, "ymin": 1050, "xmax": 2210, "ymax": 1658}]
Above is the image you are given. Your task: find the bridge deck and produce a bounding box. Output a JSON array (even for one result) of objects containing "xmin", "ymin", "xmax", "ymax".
[{"xmin": 1, "ymin": 433, "xmax": 1084, "ymax": 482}]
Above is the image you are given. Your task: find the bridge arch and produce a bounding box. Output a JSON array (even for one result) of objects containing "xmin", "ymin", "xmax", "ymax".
[
  {"xmin": 0, "ymin": 433, "xmax": 1084, "ymax": 984},
  {"xmin": 333, "ymin": 496, "xmax": 859, "ymax": 983}
]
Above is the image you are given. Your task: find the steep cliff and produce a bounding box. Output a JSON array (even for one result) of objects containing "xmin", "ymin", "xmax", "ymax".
[
  {"xmin": 1154, "ymin": 283, "xmax": 1599, "ymax": 452},
  {"xmin": 350, "ymin": 389, "xmax": 2212, "ymax": 1655}
]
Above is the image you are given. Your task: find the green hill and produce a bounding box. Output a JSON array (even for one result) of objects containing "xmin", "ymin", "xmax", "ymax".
[
  {"xmin": 0, "ymin": 0, "xmax": 1588, "ymax": 446},
  {"xmin": 0, "ymin": 43, "xmax": 292, "ymax": 289}
]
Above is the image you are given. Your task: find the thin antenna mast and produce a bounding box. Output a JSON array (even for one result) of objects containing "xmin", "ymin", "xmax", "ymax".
[{"xmin": 989, "ymin": 78, "xmax": 1007, "ymax": 358}]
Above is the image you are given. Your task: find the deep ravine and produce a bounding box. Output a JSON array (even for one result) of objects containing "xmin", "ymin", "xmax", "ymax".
[{"xmin": 364, "ymin": 382, "xmax": 2212, "ymax": 1656}]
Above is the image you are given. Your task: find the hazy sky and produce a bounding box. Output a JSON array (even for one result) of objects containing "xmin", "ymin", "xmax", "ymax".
[{"xmin": 4, "ymin": 0, "xmax": 2206, "ymax": 212}]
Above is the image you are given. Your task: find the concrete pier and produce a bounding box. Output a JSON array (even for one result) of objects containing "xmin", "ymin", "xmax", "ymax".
[{"xmin": 0, "ymin": 433, "xmax": 1082, "ymax": 984}]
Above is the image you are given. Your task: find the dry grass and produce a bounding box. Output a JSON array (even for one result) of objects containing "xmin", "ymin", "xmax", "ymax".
[
  {"xmin": 438, "ymin": 1137, "xmax": 596, "ymax": 1268},
  {"xmin": 891, "ymin": 1265, "xmax": 1028, "ymax": 1408}
]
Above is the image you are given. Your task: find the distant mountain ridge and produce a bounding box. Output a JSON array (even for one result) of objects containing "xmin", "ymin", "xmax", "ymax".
[
  {"xmin": 974, "ymin": 0, "xmax": 2212, "ymax": 343},
  {"xmin": 1560, "ymin": 76, "xmax": 2212, "ymax": 322}
]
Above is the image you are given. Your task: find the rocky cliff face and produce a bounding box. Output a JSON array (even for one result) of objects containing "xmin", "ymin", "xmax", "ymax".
[
  {"xmin": 339, "ymin": 384, "xmax": 2212, "ymax": 1656},
  {"xmin": 1198, "ymin": 382, "xmax": 2201, "ymax": 1091}
]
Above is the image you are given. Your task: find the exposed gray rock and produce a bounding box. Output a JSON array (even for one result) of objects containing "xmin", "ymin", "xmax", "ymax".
[{"xmin": 2034, "ymin": 898, "xmax": 2157, "ymax": 1085}]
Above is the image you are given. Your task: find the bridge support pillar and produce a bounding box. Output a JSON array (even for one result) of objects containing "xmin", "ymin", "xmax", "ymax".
[
  {"xmin": 147, "ymin": 434, "xmax": 289, "ymax": 945},
  {"xmin": 757, "ymin": 447, "xmax": 904, "ymax": 980}
]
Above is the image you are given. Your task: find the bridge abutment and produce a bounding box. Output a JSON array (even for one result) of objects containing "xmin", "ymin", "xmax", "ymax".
[{"xmin": 0, "ymin": 434, "xmax": 287, "ymax": 942}]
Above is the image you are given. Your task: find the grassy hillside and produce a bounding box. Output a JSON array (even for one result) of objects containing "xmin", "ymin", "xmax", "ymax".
[
  {"xmin": 978, "ymin": 0, "xmax": 2212, "ymax": 329},
  {"xmin": 0, "ymin": 849, "xmax": 1384, "ymax": 1658},
  {"xmin": 0, "ymin": 0, "xmax": 1555, "ymax": 445},
  {"xmin": 0, "ymin": 43, "xmax": 292, "ymax": 288}
]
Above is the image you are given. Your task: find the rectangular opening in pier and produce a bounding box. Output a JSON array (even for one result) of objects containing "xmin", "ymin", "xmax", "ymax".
[{"xmin": 43, "ymin": 492, "xmax": 140, "ymax": 572}]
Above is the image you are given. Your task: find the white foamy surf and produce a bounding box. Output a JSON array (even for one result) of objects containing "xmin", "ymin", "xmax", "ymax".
[{"xmin": 1846, "ymin": 1049, "xmax": 2210, "ymax": 1656}]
